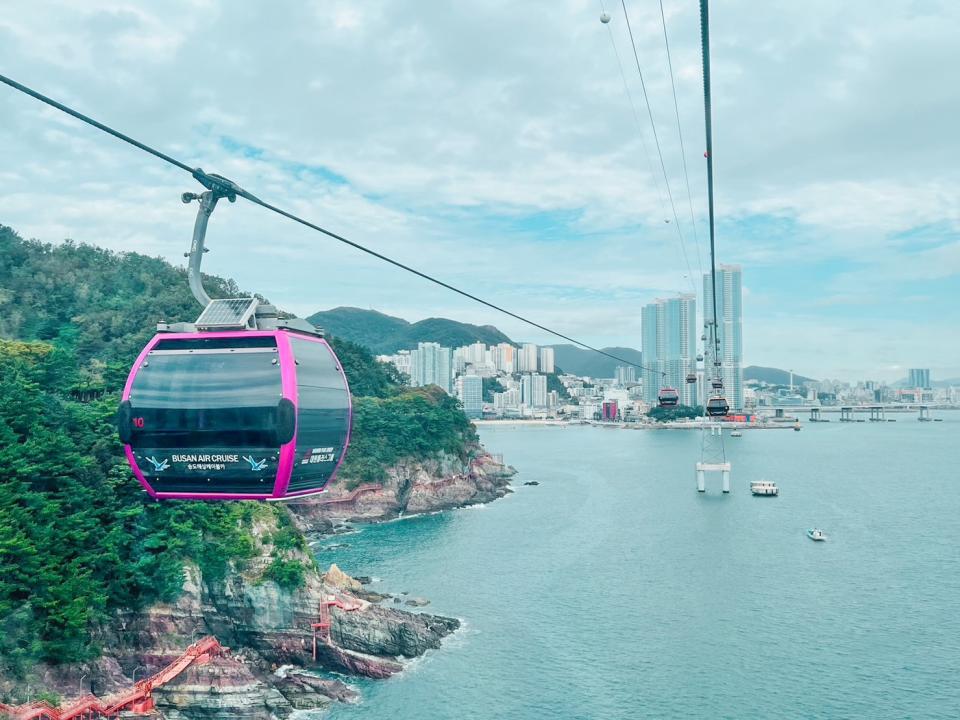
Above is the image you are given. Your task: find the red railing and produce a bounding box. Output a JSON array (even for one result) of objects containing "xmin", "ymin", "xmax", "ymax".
[{"xmin": 0, "ymin": 636, "xmax": 226, "ymax": 720}]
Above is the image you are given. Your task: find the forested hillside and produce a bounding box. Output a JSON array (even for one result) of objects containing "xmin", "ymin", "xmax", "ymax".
[
  {"xmin": 0, "ymin": 225, "xmax": 476, "ymax": 677},
  {"xmin": 308, "ymin": 306, "xmax": 513, "ymax": 354}
]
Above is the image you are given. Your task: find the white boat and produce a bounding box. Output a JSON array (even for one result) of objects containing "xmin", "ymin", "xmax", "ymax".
[
  {"xmin": 750, "ymin": 480, "xmax": 778, "ymax": 496},
  {"xmin": 806, "ymin": 528, "xmax": 826, "ymax": 541},
  {"xmin": 730, "ymin": 430, "xmax": 743, "ymax": 437}
]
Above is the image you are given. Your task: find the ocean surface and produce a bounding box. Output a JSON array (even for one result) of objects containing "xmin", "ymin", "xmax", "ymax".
[{"xmin": 322, "ymin": 415, "xmax": 960, "ymax": 719}]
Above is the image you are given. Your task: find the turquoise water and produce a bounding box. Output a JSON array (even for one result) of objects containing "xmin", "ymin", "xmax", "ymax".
[{"xmin": 324, "ymin": 417, "xmax": 960, "ymax": 719}]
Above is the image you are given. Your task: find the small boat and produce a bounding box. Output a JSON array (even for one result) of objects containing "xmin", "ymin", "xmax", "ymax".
[
  {"xmin": 793, "ymin": 423, "xmax": 802, "ymax": 431},
  {"xmin": 730, "ymin": 430, "xmax": 743, "ymax": 437},
  {"xmin": 806, "ymin": 528, "xmax": 826, "ymax": 541},
  {"xmin": 750, "ymin": 480, "xmax": 778, "ymax": 496}
]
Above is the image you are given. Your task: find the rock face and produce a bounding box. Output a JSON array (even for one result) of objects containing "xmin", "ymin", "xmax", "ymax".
[
  {"xmin": 54, "ymin": 513, "xmax": 461, "ymax": 717},
  {"xmin": 153, "ymin": 654, "xmax": 291, "ymax": 720},
  {"xmin": 290, "ymin": 450, "xmax": 516, "ymax": 530}
]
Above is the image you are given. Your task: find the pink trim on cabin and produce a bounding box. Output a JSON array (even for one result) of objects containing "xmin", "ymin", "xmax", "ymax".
[
  {"xmin": 271, "ymin": 333, "xmax": 299, "ymax": 499},
  {"xmin": 125, "ymin": 445, "xmax": 158, "ymax": 498},
  {"xmin": 327, "ymin": 337, "xmax": 353, "ymax": 492},
  {"xmin": 156, "ymin": 491, "xmax": 271, "ymax": 501},
  {"xmin": 122, "ymin": 329, "xmax": 352, "ymax": 501}
]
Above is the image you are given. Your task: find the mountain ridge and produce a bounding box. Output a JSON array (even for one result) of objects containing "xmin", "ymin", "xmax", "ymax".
[{"xmin": 308, "ymin": 306, "xmax": 512, "ymax": 354}]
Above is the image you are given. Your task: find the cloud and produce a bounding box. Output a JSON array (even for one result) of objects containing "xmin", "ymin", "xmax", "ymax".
[{"xmin": 0, "ymin": 0, "xmax": 958, "ymax": 380}]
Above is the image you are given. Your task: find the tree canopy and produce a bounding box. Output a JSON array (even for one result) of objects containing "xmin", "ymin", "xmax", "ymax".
[{"xmin": 0, "ymin": 226, "xmax": 478, "ymax": 676}]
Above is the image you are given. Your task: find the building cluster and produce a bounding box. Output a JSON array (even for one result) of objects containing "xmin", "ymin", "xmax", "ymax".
[
  {"xmin": 377, "ymin": 342, "xmax": 558, "ymax": 419},
  {"xmin": 374, "ymin": 263, "xmax": 955, "ymax": 424},
  {"xmin": 641, "ymin": 264, "xmax": 744, "ymax": 411},
  {"xmin": 747, "ymin": 367, "xmax": 959, "ymax": 408}
]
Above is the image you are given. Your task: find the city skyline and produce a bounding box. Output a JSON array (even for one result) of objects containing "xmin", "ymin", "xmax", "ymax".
[{"xmin": 1, "ymin": 2, "xmax": 956, "ymax": 381}]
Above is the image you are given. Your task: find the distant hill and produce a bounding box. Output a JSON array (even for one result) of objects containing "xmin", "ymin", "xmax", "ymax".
[
  {"xmin": 308, "ymin": 306, "xmax": 513, "ymax": 354},
  {"xmin": 743, "ymin": 366, "xmax": 815, "ymax": 385},
  {"xmin": 548, "ymin": 344, "xmax": 643, "ymax": 378}
]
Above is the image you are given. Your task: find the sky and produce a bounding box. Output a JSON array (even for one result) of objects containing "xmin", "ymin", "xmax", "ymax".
[{"xmin": 1, "ymin": 1, "xmax": 958, "ymax": 382}]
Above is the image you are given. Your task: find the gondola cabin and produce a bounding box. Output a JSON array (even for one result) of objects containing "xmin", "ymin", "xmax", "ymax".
[
  {"xmin": 658, "ymin": 387, "xmax": 680, "ymax": 408},
  {"xmin": 706, "ymin": 396, "xmax": 729, "ymax": 417},
  {"xmin": 119, "ymin": 300, "xmax": 351, "ymax": 500}
]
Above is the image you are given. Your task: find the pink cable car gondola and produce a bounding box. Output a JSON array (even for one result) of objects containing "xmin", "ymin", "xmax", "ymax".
[{"xmin": 118, "ymin": 183, "xmax": 351, "ymax": 500}]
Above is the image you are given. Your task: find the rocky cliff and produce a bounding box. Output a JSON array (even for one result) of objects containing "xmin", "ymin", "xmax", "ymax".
[
  {"xmin": 289, "ymin": 450, "xmax": 515, "ymax": 532},
  {"xmin": 4, "ymin": 511, "xmax": 459, "ymax": 718},
  {"xmin": 1, "ymin": 449, "xmax": 514, "ymax": 717}
]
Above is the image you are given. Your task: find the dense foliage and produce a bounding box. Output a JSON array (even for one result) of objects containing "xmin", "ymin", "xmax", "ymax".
[
  {"xmin": 340, "ymin": 386, "xmax": 479, "ymax": 486},
  {"xmin": 0, "ymin": 339, "xmax": 268, "ymax": 673},
  {"xmin": 647, "ymin": 405, "xmax": 704, "ymax": 422},
  {"xmin": 328, "ymin": 336, "xmax": 404, "ymax": 398},
  {"xmin": 0, "ymin": 226, "xmax": 477, "ymax": 674},
  {"xmin": 308, "ymin": 306, "xmax": 513, "ymax": 354},
  {"xmin": 482, "ymin": 376, "xmax": 505, "ymax": 402}
]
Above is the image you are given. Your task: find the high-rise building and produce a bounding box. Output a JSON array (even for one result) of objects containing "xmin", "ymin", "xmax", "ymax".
[
  {"xmin": 521, "ymin": 373, "xmax": 548, "ymax": 407},
  {"xmin": 410, "ymin": 342, "xmax": 452, "ymax": 393},
  {"xmin": 615, "ymin": 365, "xmax": 636, "ymax": 386},
  {"xmin": 493, "ymin": 388, "xmax": 520, "ymax": 411},
  {"xmin": 519, "ymin": 343, "xmax": 539, "ymax": 373},
  {"xmin": 908, "ymin": 368, "xmax": 931, "ymax": 389},
  {"xmin": 703, "ymin": 264, "xmax": 743, "ymax": 410},
  {"xmin": 456, "ymin": 374, "xmax": 484, "ymax": 418},
  {"xmin": 491, "ymin": 343, "xmax": 516, "ymax": 373},
  {"xmin": 539, "ymin": 347, "xmax": 555, "ymax": 374},
  {"xmin": 464, "ymin": 342, "xmax": 487, "ymax": 365},
  {"xmin": 641, "ymin": 294, "xmax": 697, "ymax": 406}
]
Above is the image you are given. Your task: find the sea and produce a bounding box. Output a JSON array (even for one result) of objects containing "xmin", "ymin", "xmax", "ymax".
[{"xmin": 321, "ymin": 415, "xmax": 960, "ymax": 719}]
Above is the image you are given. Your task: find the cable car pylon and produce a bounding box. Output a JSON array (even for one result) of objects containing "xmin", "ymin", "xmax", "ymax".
[
  {"xmin": 696, "ymin": 324, "xmax": 730, "ymax": 493},
  {"xmin": 695, "ymin": 0, "xmax": 731, "ymax": 494}
]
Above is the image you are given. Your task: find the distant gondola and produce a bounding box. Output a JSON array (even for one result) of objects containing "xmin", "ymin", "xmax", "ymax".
[{"xmin": 658, "ymin": 387, "xmax": 680, "ymax": 407}]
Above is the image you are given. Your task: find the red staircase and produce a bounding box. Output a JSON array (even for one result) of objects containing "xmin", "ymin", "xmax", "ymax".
[
  {"xmin": 311, "ymin": 591, "xmax": 363, "ymax": 660},
  {"xmin": 0, "ymin": 636, "xmax": 226, "ymax": 720}
]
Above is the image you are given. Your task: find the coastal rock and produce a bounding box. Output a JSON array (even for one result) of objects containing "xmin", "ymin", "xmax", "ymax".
[
  {"xmin": 404, "ymin": 597, "xmax": 431, "ymax": 607},
  {"xmin": 331, "ymin": 604, "xmax": 459, "ymax": 658},
  {"xmin": 523, "ymin": 481, "xmax": 540, "ymax": 486},
  {"xmin": 74, "ymin": 511, "xmax": 460, "ymax": 700},
  {"xmin": 324, "ymin": 563, "xmax": 363, "ymax": 592},
  {"xmin": 289, "ymin": 450, "xmax": 516, "ymax": 529},
  {"xmin": 153, "ymin": 654, "xmax": 292, "ymax": 719},
  {"xmin": 273, "ymin": 668, "xmax": 358, "ymax": 707}
]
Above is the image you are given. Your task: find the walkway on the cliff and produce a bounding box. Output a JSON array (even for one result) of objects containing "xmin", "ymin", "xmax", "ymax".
[{"xmin": 0, "ymin": 636, "xmax": 226, "ymax": 720}]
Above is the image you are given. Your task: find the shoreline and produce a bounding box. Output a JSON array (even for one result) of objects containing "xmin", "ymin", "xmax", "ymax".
[{"xmin": 473, "ymin": 419, "xmax": 796, "ymax": 430}]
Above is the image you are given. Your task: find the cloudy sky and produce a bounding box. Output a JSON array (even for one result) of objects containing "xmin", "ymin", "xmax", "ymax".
[{"xmin": 1, "ymin": 1, "xmax": 958, "ymax": 381}]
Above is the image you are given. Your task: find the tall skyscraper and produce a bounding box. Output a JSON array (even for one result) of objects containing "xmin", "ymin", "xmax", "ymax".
[
  {"xmin": 539, "ymin": 347, "xmax": 555, "ymax": 374},
  {"xmin": 456, "ymin": 375, "xmax": 484, "ymax": 418},
  {"xmin": 521, "ymin": 373, "xmax": 548, "ymax": 408},
  {"xmin": 519, "ymin": 343, "xmax": 539, "ymax": 372},
  {"xmin": 908, "ymin": 368, "xmax": 931, "ymax": 389},
  {"xmin": 411, "ymin": 342, "xmax": 452, "ymax": 393},
  {"xmin": 703, "ymin": 264, "xmax": 743, "ymax": 410},
  {"xmin": 641, "ymin": 295, "xmax": 697, "ymax": 406}
]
